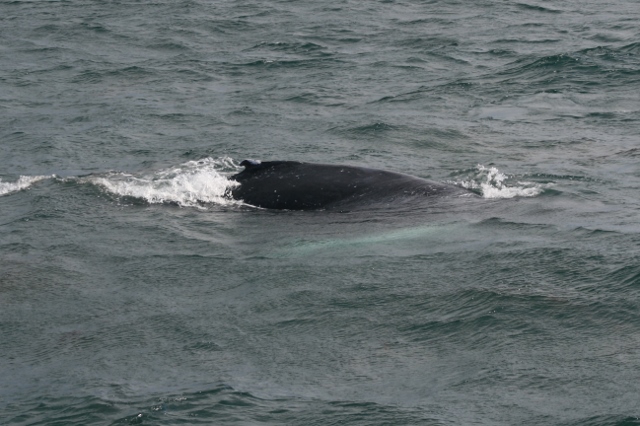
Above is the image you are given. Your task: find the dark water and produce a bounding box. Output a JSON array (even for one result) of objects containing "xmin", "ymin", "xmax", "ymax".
[{"xmin": 2, "ymin": 1, "xmax": 640, "ymax": 425}]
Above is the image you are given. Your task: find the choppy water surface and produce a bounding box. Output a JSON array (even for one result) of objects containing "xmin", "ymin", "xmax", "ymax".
[{"xmin": 1, "ymin": 1, "xmax": 639, "ymax": 425}]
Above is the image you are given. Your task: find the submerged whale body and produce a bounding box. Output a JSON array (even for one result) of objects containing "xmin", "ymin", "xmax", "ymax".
[{"xmin": 229, "ymin": 159, "xmax": 472, "ymax": 210}]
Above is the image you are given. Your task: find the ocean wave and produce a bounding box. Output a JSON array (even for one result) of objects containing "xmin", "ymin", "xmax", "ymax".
[
  {"xmin": 246, "ymin": 41, "xmax": 331, "ymax": 57},
  {"xmin": 490, "ymin": 44, "xmax": 640, "ymax": 91},
  {"xmin": 0, "ymin": 175, "xmax": 51, "ymax": 197}
]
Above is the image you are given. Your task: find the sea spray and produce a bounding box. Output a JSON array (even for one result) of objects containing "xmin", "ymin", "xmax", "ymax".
[
  {"xmin": 84, "ymin": 157, "xmax": 239, "ymax": 208},
  {"xmin": 458, "ymin": 165, "xmax": 549, "ymax": 199}
]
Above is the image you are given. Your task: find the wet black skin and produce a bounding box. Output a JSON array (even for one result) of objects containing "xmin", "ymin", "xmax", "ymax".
[{"xmin": 228, "ymin": 159, "xmax": 473, "ymax": 211}]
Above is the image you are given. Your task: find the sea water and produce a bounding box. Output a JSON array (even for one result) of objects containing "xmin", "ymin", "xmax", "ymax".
[{"xmin": 1, "ymin": 1, "xmax": 639, "ymax": 425}]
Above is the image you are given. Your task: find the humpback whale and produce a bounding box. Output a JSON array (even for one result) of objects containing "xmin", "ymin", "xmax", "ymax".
[{"xmin": 228, "ymin": 160, "xmax": 473, "ymax": 210}]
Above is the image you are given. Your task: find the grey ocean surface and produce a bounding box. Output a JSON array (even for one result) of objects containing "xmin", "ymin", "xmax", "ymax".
[{"xmin": 1, "ymin": 1, "xmax": 640, "ymax": 425}]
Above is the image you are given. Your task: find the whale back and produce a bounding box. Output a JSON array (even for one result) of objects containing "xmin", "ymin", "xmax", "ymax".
[{"xmin": 229, "ymin": 160, "xmax": 463, "ymax": 210}]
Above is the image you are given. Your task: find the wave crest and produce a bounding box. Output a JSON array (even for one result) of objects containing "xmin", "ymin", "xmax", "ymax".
[{"xmin": 0, "ymin": 175, "xmax": 51, "ymax": 197}]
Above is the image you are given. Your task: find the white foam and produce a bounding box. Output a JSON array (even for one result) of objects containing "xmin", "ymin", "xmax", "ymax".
[
  {"xmin": 85, "ymin": 157, "xmax": 239, "ymax": 208},
  {"xmin": 458, "ymin": 165, "xmax": 547, "ymax": 199},
  {"xmin": 0, "ymin": 175, "xmax": 51, "ymax": 196}
]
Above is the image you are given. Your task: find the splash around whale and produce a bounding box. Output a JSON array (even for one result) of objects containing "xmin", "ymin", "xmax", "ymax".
[{"xmin": 227, "ymin": 159, "xmax": 475, "ymax": 210}]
